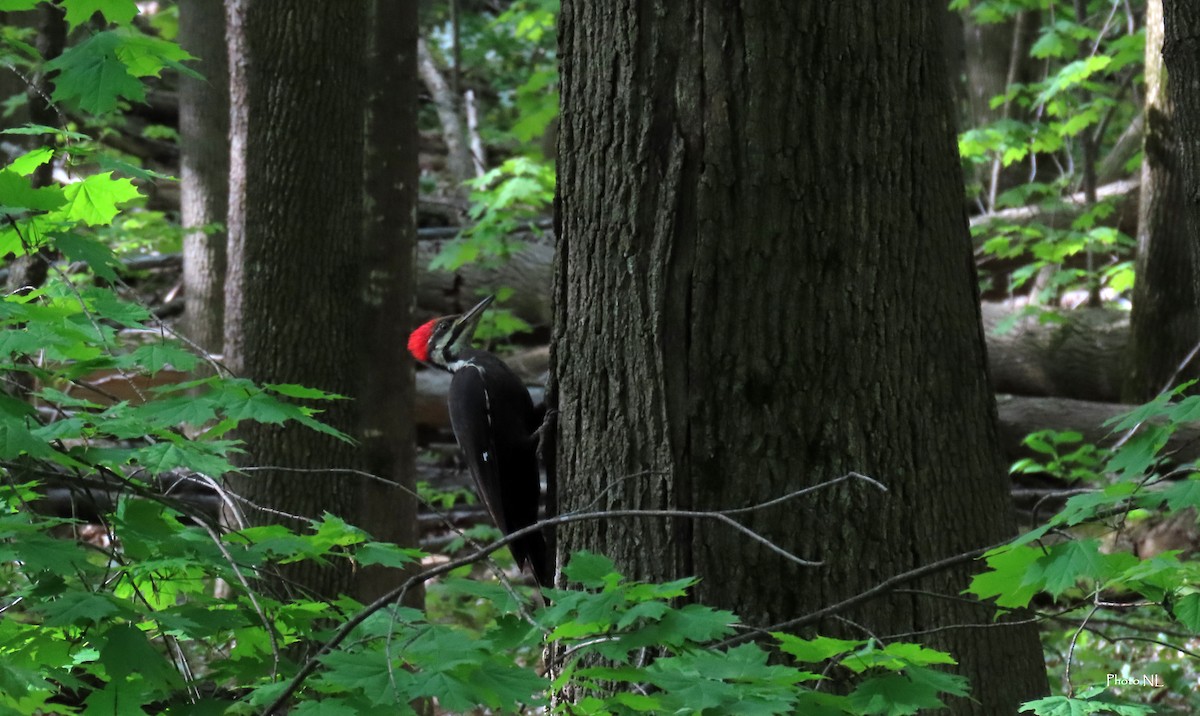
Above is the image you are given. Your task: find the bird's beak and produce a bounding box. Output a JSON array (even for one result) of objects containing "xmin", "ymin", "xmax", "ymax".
[{"xmin": 448, "ymin": 294, "xmax": 495, "ymax": 350}]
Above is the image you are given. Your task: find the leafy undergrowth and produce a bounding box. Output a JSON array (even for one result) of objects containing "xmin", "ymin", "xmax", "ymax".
[{"xmin": 971, "ymin": 414, "xmax": 1200, "ymax": 715}]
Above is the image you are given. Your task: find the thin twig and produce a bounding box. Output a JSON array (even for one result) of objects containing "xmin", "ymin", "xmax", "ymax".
[
  {"xmin": 197, "ymin": 520, "xmax": 283, "ymax": 678},
  {"xmin": 712, "ymin": 540, "xmax": 1010, "ymax": 650},
  {"xmin": 1063, "ymin": 599, "xmax": 1100, "ymax": 696}
]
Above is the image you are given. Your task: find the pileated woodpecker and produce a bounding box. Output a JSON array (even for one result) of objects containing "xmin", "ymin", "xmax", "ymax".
[{"xmin": 408, "ymin": 295, "xmax": 549, "ymax": 586}]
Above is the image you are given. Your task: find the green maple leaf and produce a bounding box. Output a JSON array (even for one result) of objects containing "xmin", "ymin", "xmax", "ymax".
[
  {"xmin": 1, "ymin": 124, "xmax": 91, "ymax": 141},
  {"xmin": 355, "ymin": 541, "xmax": 423, "ymax": 569},
  {"xmin": 135, "ymin": 438, "xmax": 237, "ymax": 476},
  {"xmin": 0, "ymin": 416, "xmax": 55, "ymax": 460},
  {"xmin": 1152, "ymin": 477, "xmax": 1200, "ymax": 512},
  {"xmin": 40, "ymin": 591, "xmax": 127, "ymax": 627},
  {"xmin": 114, "ymin": 29, "xmax": 200, "ymax": 79},
  {"xmin": 118, "ymin": 341, "xmax": 200, "ymax": 374},
  {"xmin": 775, "ymin": 633, "xmax": 866, "ymax": 663},
  {"xmin": 876, "ymin": 643, "xmax": 958, "ymax": 667},
  {"xmin": 100, "ymin": 624, "xmax": 182, "ymax": 687},
  {"xmin": 223, "ymin": 390, "xmax": 301, "ymax": 424},
  {"xmin": 55, "ymin": 232, "xmax": 122, "ymax": 280},
  {"xmin": 459, "ymin": 661, "xmax": 545, "ymax": 711},
  {"xmin": 60, "ymin": 172, "xmax": 141, "ymax": 225},
  {"xmin": 83, "ymin": 681, "xmax": 156, "ymax": 716},
  {"xmin": 45, "ymin": 31, "xmax": 145, "ymax": 114},
  {"xmin": 1020, "ymin": 694, "xmax": 1156, "ymax": 716},
  {"xmin": 1028, "ymin": 539, "xmax": 1134, "ymax": 598},
  {"xmin": 848, "ymin": 671, "xmax": 950, "ymax": 716},
  {"xmin": 154, "ymin": 604, "xmax": 247, "ymax": 638},
  {"xmin": 1106, "ymin": 425, "xmax": 1169, "ymax": 480},
  {"xmin": 0, "ymin": 169, "xmax": 66, "ymax": 213},
  {"xmin": 1057, "ymin": 482, "xmax": 1136, "ymax": 526},
  {"xmin": 61, "ymin": 0, "xmax": 139, "ymax": 30},
  {"xmin": 7, "ymin": 147, "xmax": 54, "ymax": 176},
  {"xmin": 904, "ymin": 665, "xmax": 970, "ymax": 698},
  {"xmin": 266, "ymin": 382, "xmax": 346, "ymax": 400},
  {"xmin": 659, "ymin": 602, "xmax": 737, "ymax": 643},
  {"xmin": 562, "ymin": 550, "xmax": 618, "ymax": 587},
  {"xmin": 96, "ymin": 154, "xmax": 177, "ymax": 182},
  {"xmin": 315, "ymin": 650, "xmax": 398, "ymax": 705},
  {"xmin": 966, "ymin": 545, "xmax": 1042, "ymax": 608},
  {"xmin": 615, "ymin": 600, "xmax": 670, "ymax": 629},
  {"xmin": 132, "ymin": 395, "xmax": 218, "ymax": 426},
  {"xmin": 1173, "ymin": 592, "xmax": 1200, "ymax": 632}
]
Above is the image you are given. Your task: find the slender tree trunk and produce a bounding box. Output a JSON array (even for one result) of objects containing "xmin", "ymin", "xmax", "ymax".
[
  {"xmin": 6, "ymin": 4, "xmax": 62, "ymax": 297},
  {"xmin": 555, "ymin": 2, "xmax": 1047, "ymax": 712},
  {"xmin": 178, "ymin": 0, "xmax": 229, "ymax": 355},
  {"xmin": 224, "ymin": 0, "xmax": 368, "ymax": 600},
  {"xmin": 1126, "ymin": 0, "xmax": 1198, "ymax": 401},
  {"xmin": 4, "ymin": 6, "xmax": 63, "ymax": 401},
  {"xmin": 356, "ymin": 0, "xmax": 421, "ymax": 606},
  {"xmin": 417, "ymin": 38, "xmax": 473, "ymax": 189}
]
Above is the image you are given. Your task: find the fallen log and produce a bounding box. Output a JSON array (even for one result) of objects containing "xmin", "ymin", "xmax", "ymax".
[
  {"xmin": 415, "ymin": 235, "xmax": 553, "ymax": 328},
  {"xmin": 982, "ymin": 302, "xmax": 1127, "ymax": 402},
  {"xmin": 996, "ymin": 394, "xmax": 1200, "ymax": 465}
]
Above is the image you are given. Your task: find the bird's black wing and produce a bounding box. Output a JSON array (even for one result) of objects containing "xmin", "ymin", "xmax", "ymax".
[
  {"xmin": 448, "ymin": 365, "xmax": 512, "ymax": 533},
  {"xmin": 447, "ymin": 358, "xmax": 548, "ymax": 585}
]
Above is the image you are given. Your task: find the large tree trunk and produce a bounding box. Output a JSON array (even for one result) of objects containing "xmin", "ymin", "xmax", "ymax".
[
  {"xmin": 223, "ymin": 0, "xmax": 368, "ymax": 600},
  {"xmin": 355, "ymin": 0, "xmax": 421, "ymax": 606},
  {"xmin": 1126, "ymin": 0, "xmax": 1199, "ymax": 401},
  {"xmin": 556, "ymin": 2, "xmax": 1047, "ymax": 712},
  {"xmin": 178, "ymin": 0, "xmax": 230, "ymax": 356}
]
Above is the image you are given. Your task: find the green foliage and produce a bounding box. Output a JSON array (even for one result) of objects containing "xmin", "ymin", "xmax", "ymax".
[
  {"xmin": 1012, "ymin": 430, "xmax": 1107, "ymax": 481},
  {"xmin": 44, "ymin": 28, "xmax": 199, "ymax": 115},
  {"xmin": 424, "ymin": 0, "xmax": 558, "ymax": 150},
  {"xmin": 542, "ymin": 552, "xmax": 970, "ymax": 715},
  {"xmin": 430, "ymin": 156, "xmax": 553, "ymax": 340},
  {"xmin": 1021, "ymin": 686, "xmax": 1156, "ymax": 715},
  {"xmin": 969, "ymin": 381, "xmax": 1200, "ymax": 711},
  {"xmin": 421, "ymin": 1, "xmax": 558, "ymax": 343},
  {"xmin": 2, "ymin": 0, "xmax": 1192, "ymax": 713},
  {"xmin": 432, "ymin": 156, "xmax": 554, "ymax": 274},
  {"xmin": 959, "ymin": 0, "xmax": 1142, "ymax": 303}
]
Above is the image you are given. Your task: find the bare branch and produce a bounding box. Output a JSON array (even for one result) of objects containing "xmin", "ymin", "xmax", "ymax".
[{"xmin": 417, "ymin": 37, "xmax": 472, "ymax": 188}]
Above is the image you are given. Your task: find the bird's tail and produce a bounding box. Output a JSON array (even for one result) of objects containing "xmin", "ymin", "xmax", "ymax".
[{"xmin": 513, "ymin": 529, "xmax": 551, "ymax": 588}]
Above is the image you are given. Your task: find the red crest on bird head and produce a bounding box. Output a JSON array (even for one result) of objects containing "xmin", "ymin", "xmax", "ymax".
[{"xmin": 407, "ymin": 319, "xmax": 438, "ymax": 363}]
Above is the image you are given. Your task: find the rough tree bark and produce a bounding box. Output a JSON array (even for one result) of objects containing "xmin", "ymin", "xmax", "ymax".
[
  {"xmin": 1163, "ymin": 3, "xmax": 1200, "ymax": 333},
  {"xmin": 178, "ymin": 0, "xmax": 229, "ymax": 355},
  {"xmin": 1127, "ymin": 0, "xmax": 1198, "ymax": 401},
  {"xmin": 223, "ymin": 0, "xmax": 368, "ymax": 600},
  {"xmin": 356, "ymin": 0, "xmax": 421, "ymax": 606},
  {"xmin": 556, "ymin": 1, "xmax": 1047, "ymax": 712}
]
